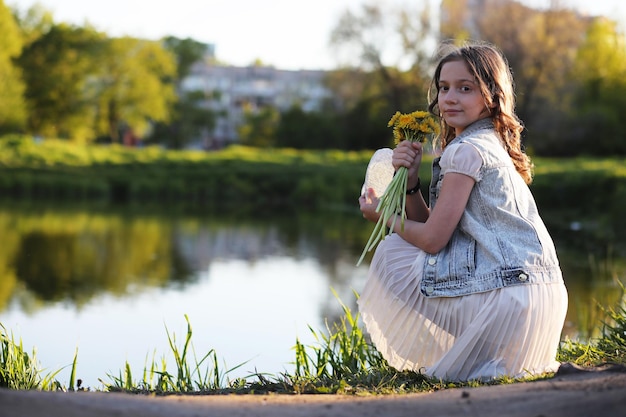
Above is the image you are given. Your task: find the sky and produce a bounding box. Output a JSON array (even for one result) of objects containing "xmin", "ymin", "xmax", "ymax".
[{"xmin": 7, "ymin": 0, "xmax": 626, "ymax": 70}]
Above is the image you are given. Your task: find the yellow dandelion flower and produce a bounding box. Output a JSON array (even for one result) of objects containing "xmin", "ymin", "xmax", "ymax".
[{"xmin": 387, "ymin": 111, "xmax": 401, "ymax": 127}]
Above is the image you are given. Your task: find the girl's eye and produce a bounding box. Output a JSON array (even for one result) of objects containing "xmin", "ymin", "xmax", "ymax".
[
  {"xmin": 439, "ymin": 85, "xmax": 449, "ymax": 92},
  {"xmin": 460, "ymin": 86, "xmax": 471, "ymax": 92}
]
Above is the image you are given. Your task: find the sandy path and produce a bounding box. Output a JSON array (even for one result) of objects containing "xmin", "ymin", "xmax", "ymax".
[{"xmin": 1, "ymin": 368, "xmax": 626, "ymax": 417}]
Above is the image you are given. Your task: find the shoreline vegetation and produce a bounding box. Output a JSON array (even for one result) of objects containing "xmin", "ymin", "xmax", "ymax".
[
  {"xmin": 1, "ymin": 135, "xmax": 625, "ymax": 215},
  {"xmin": 1, "ymin": 134, "xmax": 626, "ymax": 395},
  {"xmin": 1, "ymin": 289, "xmax": 626, "ymax": 395}
]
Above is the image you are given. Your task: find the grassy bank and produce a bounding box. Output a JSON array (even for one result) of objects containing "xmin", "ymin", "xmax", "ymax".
[
  {"xmin": 2, "ymin": 290, "xmax": 625, "ymax": 395},
  {"xmin": 1, "ymin": 135, "xmax": 625, "ymax": 215},
  {"xmin": 1, "ymin": 135, "xmax": 625, "ymax": 394},
  {"xmin": 0, "ymin": 135, "xmax": 372, "ymax": 209}
]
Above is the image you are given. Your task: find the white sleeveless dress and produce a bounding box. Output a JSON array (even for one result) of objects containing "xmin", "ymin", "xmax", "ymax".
[{"xmin": 358, "ymin": 147, "xmax": 568, "ymax": 381}]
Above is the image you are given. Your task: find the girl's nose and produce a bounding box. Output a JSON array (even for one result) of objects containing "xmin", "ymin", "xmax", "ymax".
[{"xmin": 444, "ymin": 91, "xmax": 458, "ymax": 103}]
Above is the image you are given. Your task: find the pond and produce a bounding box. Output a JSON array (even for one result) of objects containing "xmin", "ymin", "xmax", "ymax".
[{"xmin": 0, "ymin": 203, "xmax": 624, "ymax": 389}]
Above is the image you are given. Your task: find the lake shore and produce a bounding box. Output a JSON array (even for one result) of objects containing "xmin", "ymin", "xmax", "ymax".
[{"xmin": 2, "ymin": 365, "xmax": 626, "ymax": 417}]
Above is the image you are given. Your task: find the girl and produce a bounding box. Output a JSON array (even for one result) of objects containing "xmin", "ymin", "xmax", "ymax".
[{"xmin": 358, "ymin": 42, "xmax": 568, "ymax": 381}]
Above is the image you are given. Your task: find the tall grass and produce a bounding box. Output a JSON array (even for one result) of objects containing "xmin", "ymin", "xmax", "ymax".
[
  {"xmin": 100, "ymin": 294, "xmax": 443, "ymax": 395},
  {"xmin": 103, "ymin": 315, "xmax": 250, "ymax": 393},
  {"xmin": 3, "ymin": 288, "xmax": 626, "ymax": 394},
  {"xmin": 558, "ymin": 283, "xmax": 626, "ymax": 366},
  {"xmin": 0, "ymin": 135, "xmax": 376, "ymax": 209},
  {"xmin": 3, "ymin": 134, "xmax": 625, "ymax": 216},
  {"xmin": 0, "ymin": 323, "xmax": 77, "ymax": 391},
  {"xmin": 287, "ymin": 289, "xmax": 442, "ymax": 394}
]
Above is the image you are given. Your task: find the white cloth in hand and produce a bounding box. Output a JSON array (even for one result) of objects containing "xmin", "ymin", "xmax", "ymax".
[{"xmin": 361, "ymin": 148, "xmax": 394, "ymax": 197}]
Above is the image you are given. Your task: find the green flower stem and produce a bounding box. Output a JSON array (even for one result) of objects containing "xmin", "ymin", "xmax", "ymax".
[
  {"xmin": 356, "ymin": 166, "xmax": 409, "ymax": 266},
  {"xmin": 357, "ymin": 116, "xmax": 434, "ymax": 267}
]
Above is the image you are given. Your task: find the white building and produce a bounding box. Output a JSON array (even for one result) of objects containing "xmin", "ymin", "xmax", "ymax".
[{"xmin": 181, "ymin": 61, "xmax": 334, "ymax": 147}]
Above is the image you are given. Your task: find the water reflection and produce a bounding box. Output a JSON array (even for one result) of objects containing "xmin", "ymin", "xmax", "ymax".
[
  {"xmin": 0, "ymin": 210, "xmax": 193, "ymax": 311},
  {"xmin": 0, "ymin": 204, "xmax": 624, "ymax": 389},
  {"xmin": 0, "ymin": 205, "xmax": 371, "ymax": 388}
]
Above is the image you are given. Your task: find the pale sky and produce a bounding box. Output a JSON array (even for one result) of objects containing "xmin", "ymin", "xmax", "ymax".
[{"xmin": 7, "ymin": 0, "xmax": 626, "ymax": 70}]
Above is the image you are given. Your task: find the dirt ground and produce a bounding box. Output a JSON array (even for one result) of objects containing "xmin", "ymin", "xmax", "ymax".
[{"xmin": 2, "ymin": 365, "xmax": 626, "ymax": 417}]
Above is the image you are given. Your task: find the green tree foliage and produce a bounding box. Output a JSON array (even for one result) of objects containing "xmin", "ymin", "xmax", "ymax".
[
  {"xmin": 238, "ymin": 104, "xmax": 280, "ymax": 147},
  {"xmin": 475, "ymin": 2, "xmax": 589, "ymax": 137},
  {"xmin": 15, "ymin": 13, "xmax": 177, "ymax": 144},
  {"xmin": 439, "ymin": 0, "xmax": 473, "ymax": 42},
  {"xmin": 162, "ymin": 36, "xmax": 209, "ymax": 80},
  {"xmin": 151, "ymin": 90, "xmax": 216, "ymax": 149},
  {"xmin": 322, "ymin": 67, "xmax": 417, "ymax": 150},
  {"xmin": 152, "ymin": 36, "xmax": 216, "ymax": 149},
  {"xmin": 94, "ymin": 37, "xmax": 177, "ymax": 142},
  {"xmin": 0, "ymin": 0, "xmax": 27, "ymax": 132},
  {"xmin": 329, "ymin": 2, "xmax": 434, "ymax": 91},
  {"xmin": 0, "ymin": 210, "xmax": 190, "ymax": 308},
  {"xmin": 0, "ymin": 213, "xmax": 20, "ymax": 312},
  {"xmin": 341, "ymin": 99, "xmax": 392, "ymax": 150},
  {"xmin": 16, "ymin": 23, "xmax": 106, "ymax": 141},
  {"xmin": 439, "ymin": 0, "xmax": 626, "ymax": 155},
  {"xmin": 275, "ymin": 106, "xmax": 342, "ymax": 149},
  {"xmin": 326, "ymin": 2, "xmax": 434, "ymax": 150},
  {"xmin": 567, "ymin": 19, "xmax": 626, "ymax": 155},
  {"xmin": 6, "ymin": 0, "xmax": 624, "ymax": 156},
  {"xmin": 10, "ymin": 2, "xmax": 54, "ymax": 47}
]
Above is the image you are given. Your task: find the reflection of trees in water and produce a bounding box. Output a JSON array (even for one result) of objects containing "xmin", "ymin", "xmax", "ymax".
[
  {"xmin": 545, "ymin": 213, "xmax": 626, "ymax": 340},
  {"xmin": 16, "ymin": 231, "xmax": 83, "ymax": 301},
  {"xmin": 559, "ymin": 246, "xmax": 626, "ymax": 340},
  {"xmin": 172, "ymin": 211, "xmax": 369, "ymax": 328},
  {"xmin": 3, "ymin": 205, "xmax": 622, "ymax": 338},
  {"xmin": 179, "ymin": 214, "xmax": 368, "ymax": 327},
  {"xmin": 0, "ymin": 207, "xmax": 367, "ymax": 314},
  {"xmin": 0, "ymin": 214, "xmax": 20, "ymax": 312},
  {"xmin": 178, "ymin": 226, "xmax": 287, "ymax": 267},
  {"xmin": 0, "ymin": 210, "xmax": 193, "ymax": 310}
]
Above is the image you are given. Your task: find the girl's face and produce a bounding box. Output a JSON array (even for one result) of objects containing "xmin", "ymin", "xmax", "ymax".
[{"xmin": 437, "ymin": 60, "xmax": 491, "ymax": 136}]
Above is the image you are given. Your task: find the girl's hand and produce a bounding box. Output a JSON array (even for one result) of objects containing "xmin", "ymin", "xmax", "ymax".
[
  {"xmin": 359, "ymin": 188, "xmax": 381, "ymax": 223},
  {"xmin": 393, "ymin": 140, "xmax": 423, "ymax": 186}
]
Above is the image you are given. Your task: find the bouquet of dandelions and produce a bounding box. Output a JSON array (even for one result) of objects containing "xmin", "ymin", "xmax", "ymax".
[{"xmin": 357, "ymin": 110, "xmax": 439, "ymax": 266}]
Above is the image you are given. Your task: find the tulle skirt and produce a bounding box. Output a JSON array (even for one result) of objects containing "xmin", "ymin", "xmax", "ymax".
[{"xmin": 358, "ymin": 233, "xmax": 569, "ymax": 382}]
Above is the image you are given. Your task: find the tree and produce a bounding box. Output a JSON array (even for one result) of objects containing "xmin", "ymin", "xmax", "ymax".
[
  {"xmin": 10, "ymin": 2, "xmax": 54, "ymax": 47},
  {"xmin": 153, "ymin": 36, "xmax": 216, "ymax": 149},
  {"xmin": 326, "ymin": 2, "xmax": 435, "ymax": 150},
  {"xmin": 439, "ymin": 0, "xmax": 594, "ymax": 154},
  {"xmin": 150, "ymin": 89, "xmax": 216, "ymax": 149},
  {"xmin": 17, "ymin": 23, "xmax": 105, "ymax": 141},
  {"xmin": 439, "ymin": 0, "xmax": 474, "ymax": 41},
  {"xmin": 0, "ymin": 0, "xmax": 26, "ymax": 132},
  {"xmin": 476, "ymin": 1, "xmax": 589, "ymax": 130},
  {"xmin": 162, "ymin": 36, "xmax": 210, "ymax": 80},
  {"xmin": 18, "ymin": 23, "xmax": 177, "ymax": 143},
  {"xmin": 237, "ymin": 103, "xmax": 280, "ymax": 147},
  {"xmin": 275, "ymin": 106, "xmax": 341, "ymax": 149},
  {"xmin": 93, "ymin": 37, "xmax": 177, "ymax": 142},
  {"xmin": 329, "ymin": 3, "xmax": 434, "ymax": 109},
  {"xmin": 566, "ymin": 18, "xmax": 626, "ymax": 155}
]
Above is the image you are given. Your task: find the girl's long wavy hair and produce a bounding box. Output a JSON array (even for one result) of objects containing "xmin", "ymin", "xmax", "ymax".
[{"xmin": 427, "ymin": 42, "xmax": 533, "ymax": 184}]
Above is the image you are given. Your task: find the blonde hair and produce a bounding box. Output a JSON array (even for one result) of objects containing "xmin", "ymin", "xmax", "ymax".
[{"xmin": 427, "ymin": 42, "xmax": 533, "ymax": 184}]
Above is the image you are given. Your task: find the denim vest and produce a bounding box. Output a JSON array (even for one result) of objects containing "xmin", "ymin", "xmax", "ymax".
[{"xmin": 421, "ymin": 118, "xmax": 563, "ymax": 298}]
